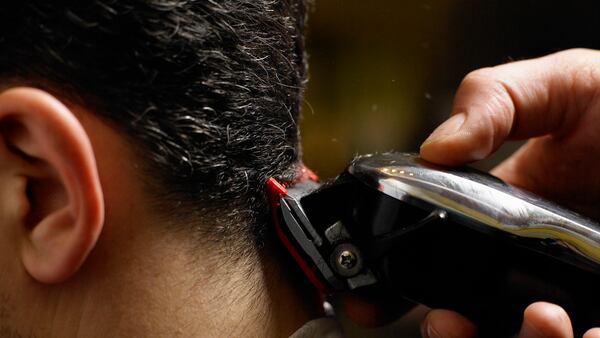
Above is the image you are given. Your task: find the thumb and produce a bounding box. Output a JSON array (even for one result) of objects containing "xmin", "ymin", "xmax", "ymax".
[
  {"xmin": 420, "ymin": 110, "xmax": 495, "ymax": 165},
  {"xmin": 420, "ymin": 49, "xmax": 600, "ymax": 165},
  {"xmin": 518, "ymin": 302, "xmax": 573, "ymax": 338}
]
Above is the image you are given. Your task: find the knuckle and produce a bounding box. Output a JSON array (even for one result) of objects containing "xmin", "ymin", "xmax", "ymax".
[
  {"xmin": 570, "ymin": 62, "xmax": 600, "ymax": 95},
  {"xmin": 550, "ymin": 48, "xmax": 600, "ymax": 76},
  {"xmin": 462, "ymin": 69, "xmax": 514, "ymax": 127},
  {"xmin": 461, "ymin": 67, "xmax": 497, "ymax": 86},
  {"xmin": 554, "ymin": 47, "xmax": 600, "ymax": 59},
  {"xmin": 552, "ymin": 49, "xmax": 600, "ymax": 113},
  {"xmin": 458, "ymin": 67, "xmax": 515, "ymax": 148},
  {"xmin": 461, "ymin": 68, "xmax": 513, "ymax": 116}
]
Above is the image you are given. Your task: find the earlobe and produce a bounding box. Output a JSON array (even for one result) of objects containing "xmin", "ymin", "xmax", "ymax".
[{"xmin": 0, "ymin": 87, "xmax": 104, "ymax": 284}]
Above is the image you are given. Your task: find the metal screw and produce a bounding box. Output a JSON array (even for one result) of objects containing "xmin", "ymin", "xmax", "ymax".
[{"xmin": 338, "ymin": 250, "xmax": 357, "ymax": 270}]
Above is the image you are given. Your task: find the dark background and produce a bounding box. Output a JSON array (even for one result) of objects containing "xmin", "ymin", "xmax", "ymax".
[{"xmin": 301, "ymin": 1, "xmax": 600, "ymax": 336}]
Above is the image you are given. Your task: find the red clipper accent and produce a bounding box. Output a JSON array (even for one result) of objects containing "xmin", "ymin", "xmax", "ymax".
[{"xmin": 266, "ymin": 167, "xmax": 328, "ymax": 294}]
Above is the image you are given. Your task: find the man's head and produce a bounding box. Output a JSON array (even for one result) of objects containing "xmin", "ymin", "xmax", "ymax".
[{"xmin": 0, "ymin": 1, "xmax": 313, "ymax": 336}]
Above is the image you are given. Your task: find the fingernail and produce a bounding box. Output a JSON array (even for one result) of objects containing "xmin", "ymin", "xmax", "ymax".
[
  {"xmin": 420, "ymin": 321, "xmax": 441, "ymax": 338},
  {"xmin": 422, "ymin": 112, "xmax": 466, "ymax": 146}
]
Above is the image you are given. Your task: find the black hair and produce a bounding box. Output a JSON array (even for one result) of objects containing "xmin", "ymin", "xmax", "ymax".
[{"xmin": 0, "ymin": 1, "xmax": 308, "ymax": 255}]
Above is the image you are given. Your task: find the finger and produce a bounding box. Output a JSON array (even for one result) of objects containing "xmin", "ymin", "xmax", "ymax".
[
  {"xmin": 518, "ymin": 302, "xmax": 573, "ymax": 338},
  {"xmin": 489, "ymin": 139, "xmax": 541, "ymax": 189},
  {"xmin": 420, "ymin": 48, "xmax": 600, "ymax": 165},
  {"xmin": 490, "ymin": 125, "xmax": 600, "ymax": 220},
  {"xmin": 584, "ymin": 328, "xmax": 600, "ymax": 338},
  {"xmin": 421, "ymin": 309, "xmax": 477, "ymax": 338}
]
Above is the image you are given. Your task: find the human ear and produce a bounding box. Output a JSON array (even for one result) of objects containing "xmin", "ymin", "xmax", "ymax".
[{"xmin": 0, "ymin": 87, "xmax": 104, "ymax": 283}]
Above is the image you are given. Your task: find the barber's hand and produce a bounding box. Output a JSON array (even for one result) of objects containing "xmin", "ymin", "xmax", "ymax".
[
  {"xmin": 420, "ymin": 48, "xmax": 600, "ymax": 337},
  {"xmin": 421, "ymin": 302, "xmax": 583, "ymax": 338}
]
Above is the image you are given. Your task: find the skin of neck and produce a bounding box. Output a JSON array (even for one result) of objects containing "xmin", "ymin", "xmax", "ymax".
[
  {"xmin": 4, "ymin": 226, "xmax": 316, "ymax": 337},
  {"xmin": 0, "ymin": 103, "xmax": 317, "ymax": 338}
]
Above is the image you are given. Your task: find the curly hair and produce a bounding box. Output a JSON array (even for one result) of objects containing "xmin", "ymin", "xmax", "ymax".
[{"xmin": 0, "ymin": 0, "xmax": 309, "ymax": 257}]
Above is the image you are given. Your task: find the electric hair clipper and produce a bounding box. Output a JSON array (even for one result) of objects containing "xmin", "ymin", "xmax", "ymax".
[{"xmin": 267, "ymin": 152, "xmax": 600, "ymax": 337}]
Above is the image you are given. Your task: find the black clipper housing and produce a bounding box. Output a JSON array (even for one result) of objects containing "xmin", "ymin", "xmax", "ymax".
[{"xmin": 267, "ymin": 153, "xmax": 600, "ymax": 337}]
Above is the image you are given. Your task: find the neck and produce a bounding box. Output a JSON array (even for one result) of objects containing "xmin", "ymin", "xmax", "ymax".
[{"xmin": 28, "ymin": 226, "xmax": 317, "ymax": 337}]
